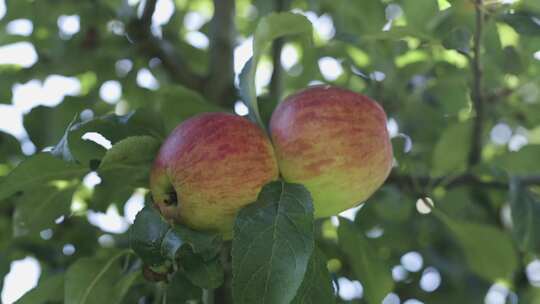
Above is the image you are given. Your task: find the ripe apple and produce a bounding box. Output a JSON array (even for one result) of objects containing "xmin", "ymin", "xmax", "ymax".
[
  {"xmin": 150, "ymin": 113, "xmax": 278, "ymax": 238},
  {"xmin": 269, "ymin": 85, "xmax": 393, "ymax": 218}
]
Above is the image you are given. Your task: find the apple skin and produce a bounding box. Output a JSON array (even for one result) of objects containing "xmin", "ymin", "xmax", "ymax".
[
  {"xmin": 150, "ymin": 113, "xmax": 278, "ymax": 238},
  {"xmin": 269, "ymin": 85, "xmax": 393, "ymax": 218}
]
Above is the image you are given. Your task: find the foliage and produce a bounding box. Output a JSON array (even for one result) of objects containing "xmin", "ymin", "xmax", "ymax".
[{"xmin": 0, "ymin": 0, "xmax": 540, "ymax": 303}]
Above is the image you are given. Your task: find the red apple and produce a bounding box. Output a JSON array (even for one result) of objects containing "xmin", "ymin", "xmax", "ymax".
[
  {"xmin": 150, "ymin": 113, "xmax": 278, "ymax": 238},
  {"xmin": 269, "ymin": 85, "xmax": 393, "ymax": 218}
]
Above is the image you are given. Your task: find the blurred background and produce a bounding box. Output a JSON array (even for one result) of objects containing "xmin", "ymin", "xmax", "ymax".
[{"xmin": 1, "ymin": 0, "xmax": 540, "ymax": 303}]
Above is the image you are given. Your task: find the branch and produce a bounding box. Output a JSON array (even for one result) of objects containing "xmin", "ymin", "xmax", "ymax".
[
  {"xmin": 207, "ymin": 0, "xmax": 237, "ymax": 107},
  {"xmin": 140, "ymin": 0, "xmax": 157, "ymax": 27},
  {"xmin": 127, "ymin": 1, "xmax": 205, "ymax": 91},
  {"xmin": 468, "ymin": 0, "xmax": 485, "ymax": 168},
  {"xmin": 387, "ymin": 173, "xmax": 540, "ymax": 193}
]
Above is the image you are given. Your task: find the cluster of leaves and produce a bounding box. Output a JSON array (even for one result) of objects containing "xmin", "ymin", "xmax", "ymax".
[{"xmin": 0, "ymin": 0, "xmax": 540, "ymax": 303}]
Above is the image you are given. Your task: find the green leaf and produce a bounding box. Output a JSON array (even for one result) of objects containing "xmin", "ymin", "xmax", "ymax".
[
  {"xmin": 16, "ymin": 273, "xmax": 64, "ymax": 304},
  {"xmin": 166, "ymin": 272, "xmax": 203, "ymax": 303},
  {"xmin": 52, "ymin": 109, "xmax": 165, "ymax": 167},
  {"xmin": 0, "ymin": 66, "xmax": 19, "ymax": 103},
  {"xmin": 0, "ymin": 153, "xmax": 87, "ymax": 201},
  {"xmin": 0, "ymin": 253, "xmax": 10, "ymax": 295},
  {"xmin": 129, "ymin": 206, "xmax": 174, "ymax": 267},
  {"xmin": 499, "ymin": 11, "xmax": 540, "ymax": 36},
  {"xmin": 157, "ymin": 85, "xmax": 225, "ymax": 132},
  {"xmin": 0, "ymin": 131, "xmax": 21, "ymax": 162},
  {"xmin": 180, "ymin": 248, "xmax": 224, "ymax": 289},
  {"xmin": 338, "ymin": 218, "xmax": 394, "ymax": 304},
  {"xmin": 523, "ymin": 0, "xmax": 540, "ymax": 12},
  {"xmin": 495, "ymin": 145, "xmax": 540, "ymax": 175},
  {"xmin": 232, "ymin": 181, "xmax": 315, "ymax": 304},
  {"xmin": 335, "ymin": 0, "xmax": 386, "ymax": 36},
  {"xmin": 65, "ymin": 250, "xmax": 137, "ymax": 304},
  {"xmin": 429, "ymin": 77, "xmax": 470, "ymax": 115},
  {"xmin": 435, "ymin": 210, "xmax": 518, "ymax": 281},
  {"xmin": 129, "ymin": 206, "xmax": 222, "ymax": 268},
  {"xmin": 239, "ymin": 12, "xmax": 313, "ymax": 127},
  {"xmin": 442, "ymin": 27, "xmax": 472, "ymax": 53},
  {"xmin": 431, "ymin": 121, "xmax": 471, "ymax": 176},
  {"xmin": 13, "ymin": 183, "xmax": 77, "ymax": 237},
  {"xmin": 92, "ymin": 136, "xmax": 160, "ymax": 210},
  {"xmin": 23, "ymin": 100, "xmax": 88, "ymax": 150},
  {"xmin": 372, "ymin": 186, "xmax": 414, "ymax": 222},
  {"xmin": 509, "ymin": 178, "xmax": 540, "ymax": 254},
  {"xmin": 402, "ymin": 0, "xmax": 439, "ymax": 33},
  {"xmin": 173, "ymin": 225, "xmax": 223, "ymax": 261},
  {"xmin": 291, "ymin": 247, "xmax": 335, "ymax": 304}
]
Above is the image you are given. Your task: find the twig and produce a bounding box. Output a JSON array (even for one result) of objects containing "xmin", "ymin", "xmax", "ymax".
[
  {"xmin": 387, "ymin": 173, "xmax": 540, "ymax": 192},
  {"xmin": 127, "ymin": 1, "xmax": 205, "ymax": 92},
  {"xmin": 207, "ymin": 0, "xmax": 237, "ymax": 107},
  {"xmin": 468, "ymin": 0, "xmax": 485, "ymax": 168},
  {"xmin": 140, "ymin": 0, "xmax": 158, "ymax": 27}
]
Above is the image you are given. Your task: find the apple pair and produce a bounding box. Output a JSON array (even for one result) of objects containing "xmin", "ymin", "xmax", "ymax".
[{"xmin": 150, "ymin": 86, "xmax": 393, "ymax": 238}]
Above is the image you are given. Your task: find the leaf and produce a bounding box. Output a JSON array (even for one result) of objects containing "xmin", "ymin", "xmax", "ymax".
[
  {"xmin": 0, "ymin": 131, "xmax": 21, "ymax": 162},
  {"xmin": 180, "ymin": 248, "xmax": 224, "ymax": 289},
  {"xmin": 509, "ymin": 178, "xmax": 540, "ymax": 254},
  {"xmin": 0, "ymin": 253, "xmax": 10, "ymax": 294},
  {"xmin": 92, "ymin": 136, "xmax": 160, "ymax": 210},
  {"xmin": 239, "ymin": 12, "xmax": 313, "ymax": 127},
  {"xmin": 402, "ymin": 0, "xmax": 439, "ymax": 33},
  {"xmin": 0, "ymin": 153, "xmax": 87, "ymax": 201},
  {"xmin": 429, "ymin": 77, "xmax": 470, "ymax": 115},
  {"xmin": 0, "ymin": 66, "xmax": 19, "ymax": 103},
  {"xmin": 291, "ymin": 247, "xmax": 335, "ymax": 304},
  {"xmin": 157, "ymin": 85, "xmax": 225, "ymax": 132},
  {"xmin": 232, "ymin": 181, "xmax": 314, "ymax": 304},
  {"xmin": 431, "ymin": 121, "xmax": 471, "ymax": 176},
  {"xmin": 13, "ymin": 183, "xmax": 77, "ymax": 237},
  {"xmin": 23, "ymin": 100, "xmax": 88, "ymax": 150},
  {"xmin": 129, "ymin": 206, "xmax": 174, "ymax": 267},
  {"xmin": 338, "ymin": 218, "xmax": 394, "ymax": 304},
  {"xmin": 495, "ymin": 145, "xmax": 540, "ymax": 175},
  {"xmin": 173, "ymin": 225, "xmax": 223, "ymax": 261},
  {"xmin": 129, "ymin": 206, "xmax": 222, "ymax": 268},
  {"xmin": 499, "ymin": 11, "xmax": 540, "ymax": 36},
  {"xmin": 166, "ymin": 272, "xmax": 203, "ymax": 303},
  {"xmin": 435, "ymin": 210, "xmax": 518, "ymax": 281},
  {"xmin": 52, "ymin": 109, "xmax": 165, "ymax": 167},
  {"xmin": 335, "ymin": 0, "xmax": 386, "ymax": 35},
  {"xmin": 65, "ymin": 250, "xmax": 137, "ymax": 304},
  {"xmin": 16, "ymin": 273, "xmax": 64, "ymax": 304},
  {"xmin": 523, "ymin": 0, "xmax": 540, "ymax": 12},
  {"xmin": 442, "ymin": 27, "xmax": 472, "ymax": 53}
]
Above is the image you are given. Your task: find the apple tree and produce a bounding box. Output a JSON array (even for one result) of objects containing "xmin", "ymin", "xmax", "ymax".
[{"xmin": 1, "ymin": 0, "xmax": 540, "ymax": 303}]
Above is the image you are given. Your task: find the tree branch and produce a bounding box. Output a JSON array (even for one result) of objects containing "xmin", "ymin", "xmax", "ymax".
[
  {"xmin": 127, "ymin": 1, "xmax": 205, "ymax": 91},
  {"xmin": 207, "ymin": 0, "xmax": 237, "ymax": 107},
  {"xmin": 468, "ymin": 0, "xmax": 485, "ymax": 168},
  {"xmin": 387, "ymin": 173, "xmax": 540, "ymax": 193},
  {"xmin": 140, "ymin": 0, "xmax": 157, "ymax": 27}
]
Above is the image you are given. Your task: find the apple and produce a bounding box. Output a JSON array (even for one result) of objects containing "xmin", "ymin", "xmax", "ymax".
[
  {"xmin": 269, "ymin": 85, "xmax": 393, "ymax": 218},
  {"xmin": 150, "ymin": 113, "xmax": 278, "ymax": 238}
]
